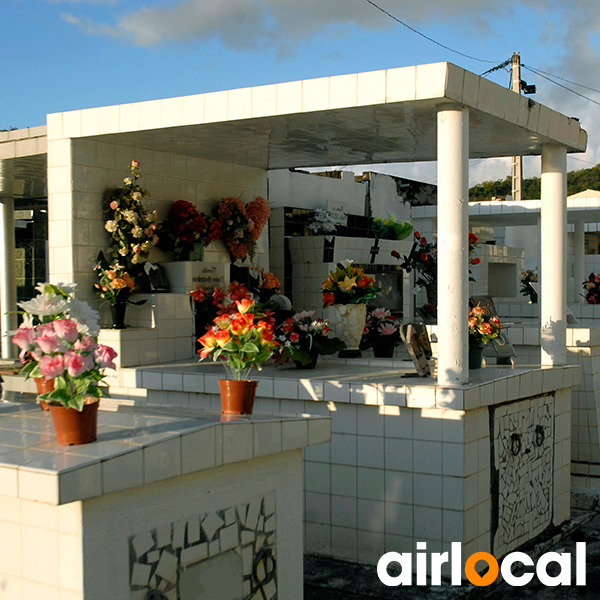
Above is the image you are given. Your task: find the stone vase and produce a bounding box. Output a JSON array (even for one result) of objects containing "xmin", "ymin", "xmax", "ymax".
[{"xmin": 333, "ymin": 303, "xmax": 367, "ymax": 358}]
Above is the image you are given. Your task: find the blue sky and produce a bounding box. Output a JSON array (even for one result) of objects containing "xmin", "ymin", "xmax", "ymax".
[{"xmin": 4, "ymin": 0, "xmax": 600, "ymax": 185}]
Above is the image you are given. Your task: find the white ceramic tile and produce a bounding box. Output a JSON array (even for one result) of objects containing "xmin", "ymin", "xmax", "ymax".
[
  {"xmin": 357, "ymin": 435, "xmax": 384, "ymax": 469},
  {"xmin": 227, "ymin": 87, "xmax": 252, "ymax": 121},
  {"xmin": 282, "ymin": 420, "xmax": 308, "ymax": 451},
  {"xmin": 276, "ymin": 80, "xmax": 303, "ymax": 115},
  {"xmin": 412, "ymin": 440, "xmax": 442, "ymax": 475},
  {"xmin": 252, "ymin": 84, "xmax": 277, "ymax": 118},
  {"xmin": 384, "ymin": 438, "xmax": 412, "ymax": 472},
  {"xmin": 222, "ymin": 422, "xmax": 253, "ymax": 464},
  {"xmin": 415, "ymin": 63, "xmax": 446, "ymax": 99},
  {"xmin": 305, "ymin": 491, "xmax": 331, "ymax": 525},
  {"xmin": 22, "ymin": 524, "xmax": 59, "ymax": 585},
  {"xmin": 413, "ymin": 506, "xmax": 442, "ymax": 540},
  {"xmin": 331, "ymin": 464, "xmax": 357, "ymax": 497},
  {"xmin": 305, "ymin": 461, "xmax": 331, "ymax": 494},
  {"xmin": 331, "ymin": 525, "xmax": 358, "ymax": 562},
  {"xmin": 357, "ymin": 70, "xmax": 386, "ymax": 106},
  {"xmin": 58, "ymin": 532, "xmax": 83, "ymax": 592},
  {"xmin": 330, "ymin": 433, "xmax": 357, "ymax": 466},
  {"xmin": 143, "ymin": 438, "xmax": 182, "ymax": 484},
  {"xmin": 102, "ymin": 450, "xmax": 143, "ymax": 494},
  {"xmin": 182, "ymin": 94, "xmax": 205, "ymax": 125},
  {"xmin": 0, "ymin": 466, "xmax": 18, "ymax": 497},
  {"xmin": 386, "ymin": 66, "xmax": 416, "ymax": 102},
  {"xmin": 357, "ymin": 466, "xmax": 385, "ymax": 501},
  {"xmin": 302, "ymin": 77, "xmax": 330, "ymax": 113},
  {"xmin": 414, "ymin": 473, "xmax": 443, "ymax": 508},
  {"xmin": 18, "ymin": 470, "xmax": 59, "ymax": 504},
  {"xmin": 274, "ymin": 378, "xmax": 299, "ymax": 399},
  {"xmin": 204, "ymin": 91, "xmax": 228, "ymax": 123},
  {"xmin": 308, "ymin": 418, "xmax": 331, "ymax": 446},
  {"xmin": 59, "ymin": 463, "xmax": 102, "ymax": 504},
  {"xmin": 329, "ymin": 74, "xmax": 357, "ymax": 109},
  {"xmin": 324, "ymin": 382, "xmax": 350, "ymax": 403},
  {"xmin": 357, "ymin": 498, "xmax": 385, "ymax": 533},
  {"xmin": 253, "ymin": 422, "xmax": 282, "ymax": 457}
]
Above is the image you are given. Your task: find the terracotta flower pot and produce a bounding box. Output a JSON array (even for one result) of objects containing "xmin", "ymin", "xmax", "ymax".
[
  {"xmin": 218, "ymin": 380, "xmax": 257, "ymax": 415},
  {"xmin": 34, "ymin": 377, "xmax": 54, "ymax": 411},
  {"xmin": 48, "ymin": 398, "xmax": 100, "ymax": 446}
]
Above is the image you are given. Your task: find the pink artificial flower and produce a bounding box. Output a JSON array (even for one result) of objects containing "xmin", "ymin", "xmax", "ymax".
[
  {"xmin": 74, "ymin": 336, "xmax": 96, "ymax": 353},
  {"xmin": 35, "ymin": 330, "xmax": 61, "ymax": 354},
  {"xmin": 131, "ymin": 159, "xmax": 140, "ymax": 168},
  {"xmin": 65, "ymin": 351, "xmax": 94, "ymax": 378},
  {"xmin": 371, "ymin": 308, "xmax": 390, "ymax": 320},
  {"xmin": 38, "ymin": 354, "xmax": 65, "ymax": 378},
  {"xmin": 133, "ymin": 245, "xmax": 142, "ymax": 254},
  {"xmin": 378, "ymin": 323, "xmax": 398, "ymax": 336},
  {"xmin": 53, "ymin": 319, "xmax": 79, "ymax": 343},
  {"xmin": 11, "ymin": 326, "xmax": 36, "ymax": 352},
  {"xmin": 94, "ymin": 344, "xmax": 118, "ymax": 370},
  {"xmin": 110, "ymin": 201, "xmax": 119, "ymax": 210}
]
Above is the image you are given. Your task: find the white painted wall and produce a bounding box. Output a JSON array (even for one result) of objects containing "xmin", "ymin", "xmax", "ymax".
[{"xmin": 267, "ymin": 169, "xmax": 365, "ymax": 215}]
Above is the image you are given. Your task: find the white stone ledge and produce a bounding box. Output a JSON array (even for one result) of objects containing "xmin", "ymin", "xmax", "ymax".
[
  {"xmin": 0, "ymin": 402, "xmax": 329, "ymax": 505},
  {"xmin": 130, "ymin": 359, "xmax": 582, "ymax": 413}
]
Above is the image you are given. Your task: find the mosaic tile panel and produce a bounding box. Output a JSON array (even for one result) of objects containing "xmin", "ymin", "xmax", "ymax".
[
  {"xmin": 491, "ymin": 394, "xmax": 554, "ymax": 555},
  {"xmin": 129, "ymin": 492, "xmax": 277, "ymax": 600}
]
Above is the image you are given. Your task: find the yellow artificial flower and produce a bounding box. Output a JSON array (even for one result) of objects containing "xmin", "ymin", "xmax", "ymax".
[{"xmin": 338, "ymin": 276, "xmax": 357, "ymax": 292}]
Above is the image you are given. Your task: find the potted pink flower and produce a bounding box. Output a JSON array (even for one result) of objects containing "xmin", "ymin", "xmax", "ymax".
[
  {"xmin": 13, "ymin": 318, "xmax": 118, "ymax": 445},
  {"xmin": 468, "ymin": 306, "xmax": 502, "ymax": 369},
  {"xmin": 360, "ymin": 308, "xmax": 401, "ymax": 358}
]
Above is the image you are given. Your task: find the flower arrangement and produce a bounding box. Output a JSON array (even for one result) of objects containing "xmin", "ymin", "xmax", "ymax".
[
  {"xmin": 322, "ymin": 260, "xmax": 381, "ymax": 308},
  {"xmin": 468, "ymin": 306, "xmax": 502, "ymax": 348},
  {"xmin": 190, "ymin": 281, "xmax": 254, "ymax": 317},
  {"xmin": 308, "ymin": 208, "xmax": 337, "ymax": 235},
  {"xmin": 275, "ymin": 311, "xmax": 345, "ymax": 366},
  {"xmin": 16, "ymin": 282, "xmax": 100, "ymax": 335},
  {"xmin": 583, "ymin": 273, "xmax": 600, "ymax": 304},
  {"xmin": 373, "ymin": 215, "xmax": 412, "ymax": 240},
  {"xmin": 103, "ymin": 160, "xmax": 158, "ymax": 266},
  {"xmin": 156, "ymin": 200, "xmax": 211, "ymax": 260},
  {"xmin": 248, "ymin": 268, "xmax": 281, "ymax": 304},
  {"xmin": 197, "ymin": 299, "xmax": 278, "ymax": 380},
  {"xmin": 212, "ymin": 196, "xmax": 270, "ymax": 262},
  {"xmin": 12, "ymin": 318, "xmax": 117, "ymax": 411},
  {"xmin": 360, "ymin": 307, "xmax": 401, "ymax": 349},
  {"xmin": 521, "ymin": 269, "xmax": 539, "ymax": 303},
  {"xmin": 392, "ymin": 231, "xmax": 480, "ymax": 303},
  {"xmin": 93, "ymin": 260, "xmax": 135, "ymax": 305}
]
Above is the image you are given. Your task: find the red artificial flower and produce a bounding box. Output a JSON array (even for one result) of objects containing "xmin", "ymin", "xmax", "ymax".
[{"xmin": 420, "ymin": 253, "xmax": 429, "ymax": 261}]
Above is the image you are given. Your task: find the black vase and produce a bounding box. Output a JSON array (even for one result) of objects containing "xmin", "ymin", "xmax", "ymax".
[
  {"xmin": 110, "ymin": 302, "xmax": 127, "ymax": 329},
  {"xmin": 373, "ymin": 342, "xmax": 395, "ymax": 358},
  {"xmin": 293, "ymin": 349, "xmax": 319, "ymax": 370}
]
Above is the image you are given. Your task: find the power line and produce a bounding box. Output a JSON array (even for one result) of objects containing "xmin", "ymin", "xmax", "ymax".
[
  {"xmin": 363, "ymin": 0, "xmax": 498, "ymax": 64},
  {"xmin": 522, "ymin": 65, "xmax": 600, "ymax": 96},
  {"xmin": 521, "ymin": 64, "xmax": 600, "ymax": 108}
]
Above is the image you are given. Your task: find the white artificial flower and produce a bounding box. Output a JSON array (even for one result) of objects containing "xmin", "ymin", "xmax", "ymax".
[
  {"xmin": 118, "ymin": 247, "xmax": 129, "ymax": 256},
  {"xmin": 68, "ymin": 298, "xmax": 100, "ymax": 337},
  {"xmin": 132, "ymin": 192, "xmax": 142, "ymax": 201},
  {"xmin": 124, "ymin": 178, "xmax": 132, "ymax": 185},
  {"xmin": 105, "ymin": 220, "xmax": 118, "ymax": 233},
  {"xmin": 294, "ymin": 310, "xmax": 315, "ymax": 320},
  {"xmin": 17, "ymin": 294, "xmax": 69, "ymax": 317},
  {"xmin": 132, "ymin": 226, "xmax": 143, "ymax": 238},
  {"xmin": 122, "ymin": 210, "xmax": 138, "ymax": 223}
]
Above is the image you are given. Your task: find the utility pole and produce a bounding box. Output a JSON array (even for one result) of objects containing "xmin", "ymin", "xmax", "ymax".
[{"xmin": 511, "ymin": 52, "xmax": 522, "ymax": 202}]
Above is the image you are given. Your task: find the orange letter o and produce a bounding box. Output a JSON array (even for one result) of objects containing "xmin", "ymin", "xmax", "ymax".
[{"xmin": 464, "ymin": 552, "xmax": 499, "ymax": 587}]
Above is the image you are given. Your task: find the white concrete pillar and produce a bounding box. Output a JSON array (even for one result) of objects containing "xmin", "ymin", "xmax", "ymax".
[
  {"xmin": 540, "ymin": 144, "xmax": 567, "ymax": 365},
  {"xmin": 0, "ymin": 159, "xmax": 17, "ymax": 359},
  {"xmin": 437, "ymin": 106, "xmax": 469, "ymax": 385},
  {"xmin": 574, "ymin": 219, "xmax": 586, "ymax": 303}
]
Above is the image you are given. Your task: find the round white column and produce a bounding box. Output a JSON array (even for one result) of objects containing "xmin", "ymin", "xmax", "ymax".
[
  {"xmin": 574, "ymin": 219, "xmax": 586, "ymax": 303},
  {"xmin": 0, "ymin": 159, "xmax": 17, "ymax": 359},
  {"xmin": 540, "ymin": 144, "xmax": 567, "ymax": 365},
  {"xmin": 437, "ymin": 106, "xmax": 470, "ymax": 385}
]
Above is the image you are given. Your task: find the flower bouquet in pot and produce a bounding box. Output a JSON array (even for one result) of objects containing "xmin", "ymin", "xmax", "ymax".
[
  {"xmin": 155, "ymin": 200, "xmax": 211, "ymax": 261},
  {"xmin": 13, "ymin": 318, "xmax": 117, "ymax": 445},
  {"xmin": 467, "ymin": 306, "xmax": 502, "ymax": 369},
  {"xmin": 275, "ymin": 311, "xmax": 345, "ymax": 369},
  {"xmin": 197, "ymin": 299, "xmax": 278, "ymax": 414},
  {"xmin": 360, "ymin": 308, "xmax": 401, "ymax": 358},
  {"xmin": 93, "ymin": 254, "xmax": 138, "ymax": 329},
  {"xmin": 322, "ymin": 260, "xmax": 381, "ymax": 357},
  {"xmin": 12, "ymin": 282, "xmax": 101, "ymax": 405}
]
